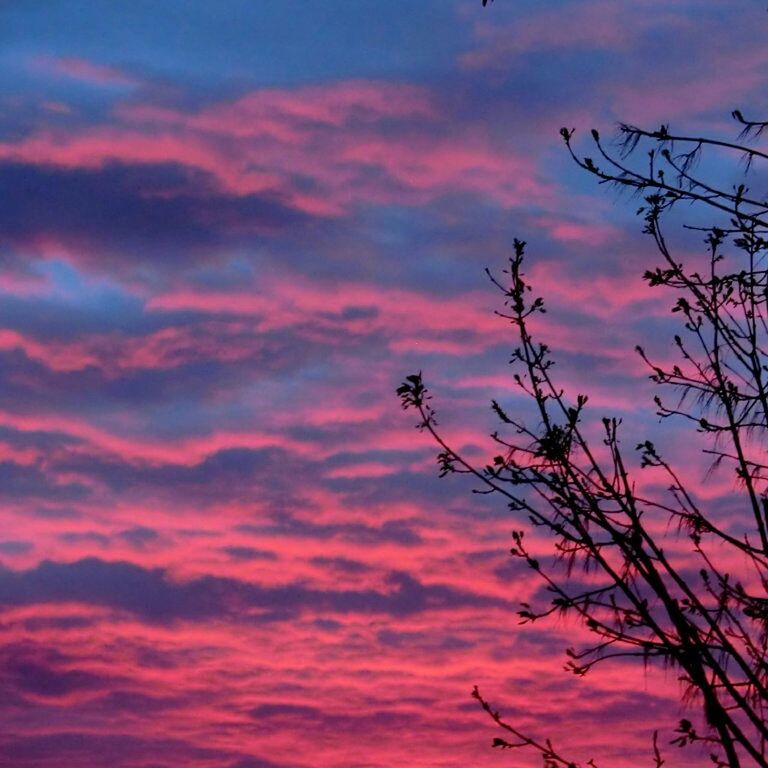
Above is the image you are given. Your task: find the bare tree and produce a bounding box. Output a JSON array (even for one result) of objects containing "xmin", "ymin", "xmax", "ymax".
[{"xmin": 398, "ymin": 113, "xmax": 768, "ymax": 767}]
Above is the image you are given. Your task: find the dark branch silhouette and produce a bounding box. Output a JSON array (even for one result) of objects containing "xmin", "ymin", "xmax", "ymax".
[{"xmin": 399, "ymin": 111, "xmax": 768, "ymax": 768}]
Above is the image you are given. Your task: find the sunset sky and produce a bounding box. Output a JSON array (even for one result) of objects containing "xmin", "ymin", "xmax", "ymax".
[{"xmin": 1, "ymin": 2, "xmax": 766, "ymax": 766}]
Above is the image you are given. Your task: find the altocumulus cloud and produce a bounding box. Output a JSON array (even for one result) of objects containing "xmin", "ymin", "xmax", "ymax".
[{"xmin": 0, "ymin": 558, "xmax": 510, "ymax": 623}]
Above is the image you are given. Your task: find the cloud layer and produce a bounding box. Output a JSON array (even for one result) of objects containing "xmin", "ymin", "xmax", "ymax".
[{"xmin": 0, "ymin": 1, "xmax": 763, "ymax": 766}]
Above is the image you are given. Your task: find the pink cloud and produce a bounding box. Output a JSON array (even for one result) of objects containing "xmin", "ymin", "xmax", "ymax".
[
  {"xmin": 459, "ymin": 0, "xmax": 768, "ymax": 132},
  {"xmin": 527, "ymin": 214, "xmax": 621, "ymax": 247},
  {"xmin": 32, "ymin": 56, "xmax": 138, "ymax": 87},
  {"xmin": 525, "ymin": 260, "xmax": 667, "ymax": 320},
  {"xmin": 147, "ymin": 276, "xmax": 508, "ymax": 354},
  {"xmin": 0, "ymin": 80, "xmax": 550, "ymax": 214},
  {"xmin": 607, "ymin": 45, "xmax": 768, "ymax": 124},
  {"xmin": 0, "ymin": 321, "xmax": 275, "ymax": 376},
  {"xmin": 460, "ymin": 0, "xmax": 687, "ymax": 68},
  {"xmin": 121, "ymin": 80, "xmax": 439, "ymax": 139},
  {"xmin": 0, "ymin": 408, "xmax": 315, "ymax": 470}
]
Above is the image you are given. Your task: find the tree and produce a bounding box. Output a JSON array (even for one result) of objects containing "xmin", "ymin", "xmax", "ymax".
[{"xmin": 398, "ymin": 113, "xmax": 768, "ymax": 767}]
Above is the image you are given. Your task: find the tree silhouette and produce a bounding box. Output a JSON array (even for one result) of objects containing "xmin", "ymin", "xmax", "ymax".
[{"xmin": 398, "ymin": 113, "xmax": 768, "ymax": 767}]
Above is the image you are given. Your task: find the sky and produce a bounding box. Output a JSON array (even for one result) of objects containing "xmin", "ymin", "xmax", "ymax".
[{"xmin": 0, "ymin": 1, "xmax": 766, "ymax": 766}]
